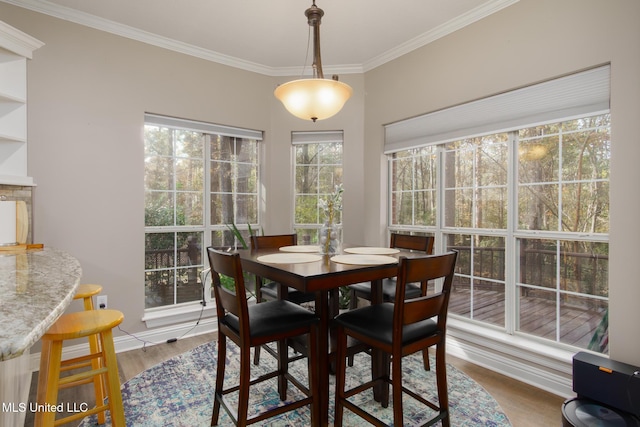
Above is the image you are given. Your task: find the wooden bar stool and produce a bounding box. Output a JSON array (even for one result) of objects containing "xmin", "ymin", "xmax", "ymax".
[
  {"xmin": 35, "ymin": 309, "xmax": 125, "ymax": 427},
  {"xmin": 74, "ymin": 284, "xmax": 102, "ymax": 311},
  {"xmin": 71, "ymin": 284, "xmax": 106, "ymax": 422}
]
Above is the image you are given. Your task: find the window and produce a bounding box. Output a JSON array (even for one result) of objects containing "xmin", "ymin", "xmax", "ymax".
[
  {"xmin": 293, "ymin": 131, "xmax": 343, "ymax": 244},
  {"xmin": 386, "ymin": 66, "xmax": 610, "ymax": 354},
  {"xmin": 144, "ymin": 114, "xmax": 262, "ymax": 309},
  {"xmin": 390, "ymin": 115, "xmax": 610, "ymax": 353}
]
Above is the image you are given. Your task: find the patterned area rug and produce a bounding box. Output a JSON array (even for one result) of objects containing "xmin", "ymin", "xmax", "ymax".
[{"xmin": 79, "ymin": 341, "xmax": 511, "ymax": 426}]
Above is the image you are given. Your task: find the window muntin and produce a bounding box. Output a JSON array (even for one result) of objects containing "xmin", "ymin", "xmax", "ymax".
[
  {"xmin": 390, "ymin": 146, "xmax": 437, "ymax": 227},
  {"xmin": 144, "ymin": 119, "xmax": 260, "ymax": 309},
  {"xmin": 518, "ymin": 116, "xmax": 610, "ymax": 233},
  {"xmin": 293, "ymin": 136, "xmax": 343, "ymax": 244},
  {"xmin": 444, "ymin": 134, "xmax": 509, "ymax": 229},
  {"xmin": 517, "ymin": 238, "xmax": 609, "ymax": 349},
  {"xmin": 388, "ymin": 113, "xmax": 610, "ymax": 353},
  {"xmin": 446, "ymin": 233, "xmax": 506, "ymax": 328}
]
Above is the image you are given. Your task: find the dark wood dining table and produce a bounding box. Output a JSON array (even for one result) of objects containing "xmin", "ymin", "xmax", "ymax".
[{"xmin": 237, "ymin": 244, "xmax": 419, "ymax": 426}]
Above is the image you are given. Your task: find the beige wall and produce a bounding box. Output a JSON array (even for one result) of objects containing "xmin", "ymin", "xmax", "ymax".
[
  {"xmin": 0, "ymin": 3, "xmax": 366, "ymax": 344},
  {"xmin": 1, "ymin": 0, "xmax": 638, "ymax": 368},
  {"xmin": 363, "ymin": 0, "xmax": 640, "ymax": 365}
]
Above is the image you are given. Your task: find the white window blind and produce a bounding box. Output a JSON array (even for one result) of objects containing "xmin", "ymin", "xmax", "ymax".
[
  {"xmin": 292, "ymin": 131, "xmax": 344, "ymax": 145},
  {"xmin": 384, "ymin": 65, "xmax": 610, "ymax": 153},
  {"xmin": 145, "ymin": 113, "xmax": 263, "ymax": 140}
]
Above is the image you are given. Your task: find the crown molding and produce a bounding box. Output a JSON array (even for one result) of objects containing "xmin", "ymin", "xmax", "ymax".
[
  {"xmin": 1, "ymin": 0, "xmax": 518, "ymax": 76},
  {"xmin": 363, "ymin": 0, "xmax": 520, "ymax": 72},
  {"xmin": 0, "ymin": 18, "xmax": 44, "ymax": 58}
]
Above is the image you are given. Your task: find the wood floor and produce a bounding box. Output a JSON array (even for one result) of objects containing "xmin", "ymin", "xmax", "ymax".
[{"xmin": 26, "ymin": 332, "xmax": 565, "ymax": 426}]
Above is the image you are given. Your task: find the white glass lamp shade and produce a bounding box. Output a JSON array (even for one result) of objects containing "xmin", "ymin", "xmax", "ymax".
[{"xmin": 274, "ymin": 78, "xmax": 353, "ymax": 121}]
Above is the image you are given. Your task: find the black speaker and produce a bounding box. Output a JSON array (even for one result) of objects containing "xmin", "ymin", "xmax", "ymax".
[{"xmin": 573, "ymin": 351, "xmax": 640, "ymax": 418}]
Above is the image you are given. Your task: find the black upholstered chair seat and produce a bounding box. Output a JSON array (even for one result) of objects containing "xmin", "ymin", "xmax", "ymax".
[
  {"xmin": 333, "ymin": 303, "xmax": 437, "ymax": 346},
  {"xmin": 223, "ymin": 299, "xmax": 318, "ymax": 339},
  {"xmin": 259, "ymin": 281, "xmax": 316, "ymax": 305}
]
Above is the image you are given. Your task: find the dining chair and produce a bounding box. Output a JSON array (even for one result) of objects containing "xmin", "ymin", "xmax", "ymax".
[
  {"xmin": 207, "ymin": 248, "xmax": 320, "ymax": 426},
  {"xmin": 250, "ymin": 234, "xmax": 316, "ymax": 365},
  {"xmin": 348, "ymin": 234, "xmax": 435, "ymax": 306},
  {"xmin": 347, "ymin": 233, "xmax": 434, "ymax": 368},
  {"xmin": 333, "ymin": 251, "xmax": 458, "ymax": 427}
]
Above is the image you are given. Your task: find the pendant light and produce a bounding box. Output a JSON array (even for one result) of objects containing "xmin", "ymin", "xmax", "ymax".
[{"xmin": 274, "ymin": 1, "xmax": 353, "ymax": 122}]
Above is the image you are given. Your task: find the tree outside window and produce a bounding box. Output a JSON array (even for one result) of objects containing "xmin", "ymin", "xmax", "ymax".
[
  {"xmin": 144, "ymin": 116, "xmax": 261, "ymax": 309},
  {"xmin": 293, "ymin": 132, "xmax": 343, "ymax": 244},
  {"xmin": 389, "ymin": 113, "xmax": 610, "ymax": 353}
]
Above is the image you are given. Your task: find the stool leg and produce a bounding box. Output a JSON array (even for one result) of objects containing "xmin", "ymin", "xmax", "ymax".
[
  {"xmin": 82, "ymin": 292, "xmax": 108, "ymax": 421},
  {"xmin": 88, "ymin": 331, "xmax": 107, "ymax": 424},
  {"xmin": 100, "ymin": 329, "xmax": 125, "ymax": 426},
  {"xmin": 81, "ymin": 295, "xmax": 94, "ymax": 311},
  {"xmin": 34, "ymin": 339, "xmax": 63, "ymax": 427}
]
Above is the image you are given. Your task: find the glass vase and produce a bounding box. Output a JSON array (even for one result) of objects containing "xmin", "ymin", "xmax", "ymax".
[{"xmin": 319, "ymin": 222, "xmax": 342, "ymax": 255}]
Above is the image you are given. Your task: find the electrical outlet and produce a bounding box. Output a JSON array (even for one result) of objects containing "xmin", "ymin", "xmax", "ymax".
[{"xmin": 97, "ymin": 295, "xmax": 107, "ymax": 309}]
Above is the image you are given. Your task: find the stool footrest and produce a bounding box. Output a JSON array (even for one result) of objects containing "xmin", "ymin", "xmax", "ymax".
[
  {"xmin": 53, "ymin": 403, "xmax": 110, "ymax": 426},
  {"xmin": 60, "ymin": 360, "xmax": 93, "ymax": 372},
  {"xmin": 58, "ymin": 366, "xmax": 108, "ymax": 388},
  {"xmin": 61, "ymin": 352, "xmax": 100, "ymax": 367}
]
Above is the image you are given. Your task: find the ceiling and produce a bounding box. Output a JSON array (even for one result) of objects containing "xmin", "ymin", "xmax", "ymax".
[{"xmin": 4, "ymin": 0, "xmax": 518, "ymax": 76}]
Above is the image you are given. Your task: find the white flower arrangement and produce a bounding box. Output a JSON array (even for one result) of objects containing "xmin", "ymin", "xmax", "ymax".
[{"xmin": 319, "ymin": 184, "xmax": 343, "ymax": 254}]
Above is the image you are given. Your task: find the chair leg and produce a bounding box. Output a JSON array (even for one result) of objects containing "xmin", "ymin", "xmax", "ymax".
[
  {"xmin": 435, "ymin": 342, "xmax": 450, "ymax": 427},
  {"xmin": 347, "ymin": 289, "xmax": 358, "ymax": 367},
  {"xmin": 333, "ymin": 326, "xmax": 348, "ymax": 427},
  {"xmin": 276, "ymin": 339, "xmax": 288, "ymax": 400},
  {"xmin": 253, "ymin": 345, "xmax": 261, "ymax": 365},
  {"xmin": 307, "ymin": 325, "xmax": 320, "ymax": 427},
  {"xmin": 253, "ymin": 282, "xmax": 263, "ymax": 366},
  {"xmin": 237, "ymin": 342, "xmax": 252, "ymax": 425},
  {"xmin": 422, "ymin": 348, "xmax": 431, "ymax": 371},
  {"xmin": 392, "ymin": 351, "xmax": 404, "ymax": 426},
  {"xmin": 211, "ymin": 335, "xmax": 227, "ymax": 426},
  {"xmin": 379, "ymin": 352, "xmax": 391, "ymax": 408}
]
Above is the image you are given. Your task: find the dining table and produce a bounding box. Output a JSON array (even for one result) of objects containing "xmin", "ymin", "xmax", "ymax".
[{"xmin": 236, "ymin": 243, "xmax": 422, "ymax": 426}]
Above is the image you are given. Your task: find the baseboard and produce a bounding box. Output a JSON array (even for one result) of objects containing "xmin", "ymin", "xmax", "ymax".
[
  {"xmin": 447, "ymin": 321, "xmax": 575, "ymax": 398},
  {"xmin": 29, "ymin": 318, "xmax": 218, "ymax": 372}
]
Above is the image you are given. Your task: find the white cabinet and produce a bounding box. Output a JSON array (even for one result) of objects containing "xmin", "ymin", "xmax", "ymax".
[{"xmin": 0, "ymin": 21, "xmax": 43, "ymax": 186}]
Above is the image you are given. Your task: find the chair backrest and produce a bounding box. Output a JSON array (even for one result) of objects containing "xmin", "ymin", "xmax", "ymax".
[
  {"xmin": 393, "ymin": 251, "xmax": 458, "ymax": 332},
  {"xmin": 250, "ymin": 234, "xmax": 297, "ymax": 250},
  {"xmin": 390, "ymin": 233, "xmax": 435, "ymax": 254},
  {"xmin": 207, "ymin": 247, "xmax": 250, "ymax": 338}
]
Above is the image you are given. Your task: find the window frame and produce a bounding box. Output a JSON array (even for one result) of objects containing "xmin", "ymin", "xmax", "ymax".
[
  {"xmin": 292, "ymin": 131, "xmax": 344, "ymax": 244},
  {"xmin": 143, "ymin": 114, "xmax": 262, "ymax": 312},
  {"xmin": 388, "ymin": 113, "xmax": 610, "ymax": 354}
]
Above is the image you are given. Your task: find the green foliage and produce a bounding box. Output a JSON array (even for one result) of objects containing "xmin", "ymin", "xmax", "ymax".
[
  {"xmin": 224, "ymin": 223, "xmax": 262, "ymax": 249},
  {"xmin": 338, "ymin": 286, "xmax": 351, "ymax": 310},
  {"xmin": 226, "ymin": 223, "xmax": 248, "ymax": 249}
]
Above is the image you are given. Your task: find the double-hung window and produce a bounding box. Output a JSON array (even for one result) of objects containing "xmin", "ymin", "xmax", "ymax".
[
  {"xmin": 386, "ymin": 66, "xmax": 610, "ymax": 354},
  {"xmin": 293, "ymin": 131, "xmax": 343, "ymax": 244},
  {"xmin": 144, "ymin": 114, "xmax": 262, "ymax": 309}
]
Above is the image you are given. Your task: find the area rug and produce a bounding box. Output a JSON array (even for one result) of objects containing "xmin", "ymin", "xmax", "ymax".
[{"xmin": 79, "ymin": 341, "xmax": 511, "ymax": 426}]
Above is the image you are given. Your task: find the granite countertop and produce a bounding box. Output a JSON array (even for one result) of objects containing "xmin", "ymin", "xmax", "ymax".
[{"xmin": 0, "ymin": 247, "xmax": 81, "ymax": 361}]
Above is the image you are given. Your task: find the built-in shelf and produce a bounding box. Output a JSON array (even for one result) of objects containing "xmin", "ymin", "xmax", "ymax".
[{"xmin": 0, "ymin": 20, "xmax": 43, "ymax": 186}]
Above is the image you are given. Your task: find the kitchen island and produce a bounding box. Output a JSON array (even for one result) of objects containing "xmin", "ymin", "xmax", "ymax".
[{"xmin": 0, "ymin": 247, "xmax": 81, "ymax": 427}]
